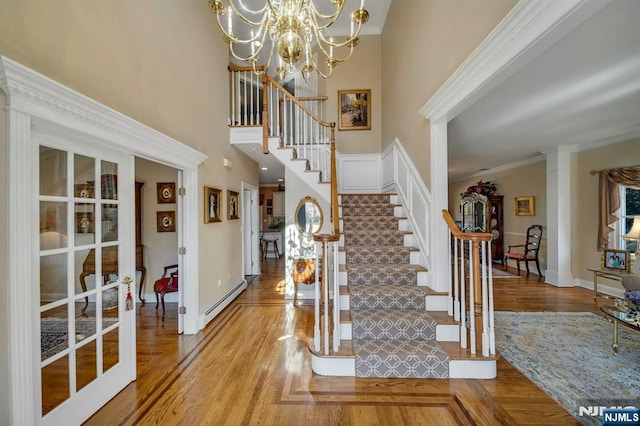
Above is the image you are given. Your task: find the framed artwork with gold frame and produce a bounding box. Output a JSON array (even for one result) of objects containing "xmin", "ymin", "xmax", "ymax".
[
  {"xmin": 601, "ymin": 248, "xmax": 630, "ymax": 272},
  {"xmin": 157, "ymin": 182, "xmax": 176, "ymax": 204},
  {"xmin": 204, "ymin": 186, "xmax": 222, "ymax": 223},
  {"xmin": 338, "ymin": 89, "xmax": 371, "ymax": 131},
  {"xmin": 156, "ymin": 211, "xmax": 176, "ymax": 232},
  {"xmin": 228, "ymin": 190, "xmax": 239, "ymax": 220},
  {"xmin": 515, "ymin": 196, "xmax": 535, "ymax": 216}
]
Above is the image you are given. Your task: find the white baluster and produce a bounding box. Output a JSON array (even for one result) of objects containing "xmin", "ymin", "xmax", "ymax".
[
  {"xmin": 468, "ymin": 240, "xmax": 476, "ymax": 354},
  {"xmin": 460, "ymin": 240, "xmax": 467, "ymax": 349},
  {"xmin": 481, "ymin": 241, "xmax": 489, "ymax": 357},
  {"xmin": 488, "ymin": 240, "xmax": 496, "ymax": 355}
]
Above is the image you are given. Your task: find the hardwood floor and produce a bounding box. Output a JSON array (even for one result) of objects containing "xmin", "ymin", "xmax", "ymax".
[{"xmin": 85, "ymin": 261, "xmax": 602, "ymax": 425}]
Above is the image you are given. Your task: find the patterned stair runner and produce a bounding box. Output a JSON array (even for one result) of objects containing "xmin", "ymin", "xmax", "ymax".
[{"xmin": 341, "ymin": 194, "xmax": 449, "ymax": 378}]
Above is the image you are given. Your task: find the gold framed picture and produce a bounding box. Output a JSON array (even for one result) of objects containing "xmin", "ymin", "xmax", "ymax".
[
  {"xmin": 338, "ymin": 89, "xmax": 371, "ymax": 131},
  {"xmin": 204, "ymin": 186, "xmax": 222, "ymax": 223},
  {"xmin": 228, "ymin": 190, "xmax": 239, "ymax": 220},
  {"xmin": 157, "ymin": 182, "xmax": 176, "ymax": 204},
  {"xmin": 601, "ymin": 249, "xmax": 630, "ymax": 272},
  {"xmin": 515, "ymin": 196, "xmax": 535, "ymax": 216},
  {"xmin": 156, "ymin": 211, "xmax": 176, "ymax": 232}
]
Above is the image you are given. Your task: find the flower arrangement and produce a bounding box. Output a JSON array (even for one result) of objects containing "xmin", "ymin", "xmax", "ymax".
[
  {"xmin": 625, "ymin": 289, "xmax": 640, "ymax": 310},
  {"xmin": 460, "ymin": 180, "xmax": 498, "ymax": 198}
]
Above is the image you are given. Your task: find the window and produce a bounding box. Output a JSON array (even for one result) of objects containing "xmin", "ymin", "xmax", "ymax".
[{"xmin": 614, "ymin": 186, "xmax": 640, "ymax": 252}]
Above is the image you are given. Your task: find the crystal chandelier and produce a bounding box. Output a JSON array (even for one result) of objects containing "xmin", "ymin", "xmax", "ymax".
[{"xmin": 208, "ymin": 0, "xmax": 369, "ymax": 82}]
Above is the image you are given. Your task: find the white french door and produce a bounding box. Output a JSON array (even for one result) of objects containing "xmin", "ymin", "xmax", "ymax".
[{"xmin": 37, "ymin": 134, "xmax": 136, "ymax": 425}]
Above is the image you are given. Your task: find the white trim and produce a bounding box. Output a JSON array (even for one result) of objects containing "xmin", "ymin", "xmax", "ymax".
[
  {"xmin": 448, "ymin": 155, "xmax": 545, "ymax": 183},
  {"xmin": 198, "ymin": 280, "xmax": 247, "ymax": 329},
  {"xmin": 449, "ymin": 360, "xmax": 496, "ymax": 379},
  {"xmin": 0, "ymin": 55, "xmax": 208, "ymax": 423},
  {"xmin": 337, "ymin": 153, "xmax": 381, "ymax": 193}
]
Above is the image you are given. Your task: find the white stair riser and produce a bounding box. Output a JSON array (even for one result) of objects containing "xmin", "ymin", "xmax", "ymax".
[
  {"xmin": 435, "ymin": 324, "xmax": 459, "ymax": 342},
  {"xmin": 340, "ymin": 294, "xmax": 350, "ymax": 310},
  {"xmin": 340, "ymin": 323, "xmax": 352, "ymax": 340},
  {"xmin": 310, "ymin": 352, "xmax": 356, "ymax": 376},
  {"xmin": 449, "ymin": 360, "xmax": 496, "ymax": 379},
  {"xmin": 426, "ymin": 294, "xmax": 449, "ymax": 311}
]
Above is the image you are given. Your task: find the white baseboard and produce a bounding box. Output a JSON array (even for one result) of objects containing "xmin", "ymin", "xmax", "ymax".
[{"xmin": 198, "ymin": 280, "xmax": 247, "ymax": 329}]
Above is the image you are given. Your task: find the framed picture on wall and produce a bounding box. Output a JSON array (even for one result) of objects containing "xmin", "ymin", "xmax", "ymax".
[
  {"xmin": 514, "ymin": 196, "xmax": 535, "ymax": 216},
  {"xmin": 228, "ymin": 190, "xmax": 239, "ymax": 220},
  {"xmin": 156, "ymin": 211, "xmax": 176, "ymax": 232},
  {"xmin": 204, "ymin": 186, "xmax": 222, "ymax": 223},
  {"xmin": 157, "ymin": 182, "xmax": 176, "ymax": 203},
  {"xmin": 338, "ymin": 89, "xmax": 371, "ymax": 131}
]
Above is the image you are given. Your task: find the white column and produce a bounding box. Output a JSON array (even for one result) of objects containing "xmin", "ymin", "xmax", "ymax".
[
  {"xmin": 181, "ymin": 167, "xmax": 200, "ymax": 334},
  {"xmin": 430, "ymin": 119, "xmax": 450, "ymax": 292},
  {"xmin": 7, "ymin": 108, "xmax": 39, "ymax": 425},
  {"xmin": 544, "ymin": 146, "xmax": 576, "ymax": 287}
]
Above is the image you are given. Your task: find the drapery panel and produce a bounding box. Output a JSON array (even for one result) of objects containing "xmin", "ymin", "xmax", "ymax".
[{"xmin": 598, "ymin": 167, "xmax": 640, "ymax": 249}]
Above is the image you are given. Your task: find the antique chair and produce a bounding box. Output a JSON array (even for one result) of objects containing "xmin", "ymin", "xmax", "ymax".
[
  {"xmin": 505, "ymin": 225, "xmax": 543, "ymax": 276},
  {"xmin": 153, "ymin": 264, "xmax": 178, "ymax": 321}
]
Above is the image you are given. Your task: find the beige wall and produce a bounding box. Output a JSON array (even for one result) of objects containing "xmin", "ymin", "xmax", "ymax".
[
  {"xmin": 135, "ymin": 158, "xmax": 179, "ymax": 301},
  {"xmin": 381, "ymin": 0, "xmax": 517, "ymax": 187},
  {"xmin": 322, "ymin": 35, "xmax": 382, "ymax": 155},
  {"xmin": 574, "ymin": 138, "xmax": 640, "ymax": 284},
  {"xmin": 448, "ymin": 160, "xmax": 548, "ymax": 269},
  {"xmin": 0, "ymin": 0, "xmax": 259, "ymax": 345}
]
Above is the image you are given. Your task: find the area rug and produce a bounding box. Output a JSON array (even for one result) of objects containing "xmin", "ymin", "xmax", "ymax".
[
  {"xmin": 491, "ymin": 267, "xmax": 520, "ymax": 279},
  {"xmin": 41, "ymin": 317, "xmax": 118, "ymax": 360},
  {"xmin": 494, "ymin": 311, "xmax": 640, "ymax": 425}
]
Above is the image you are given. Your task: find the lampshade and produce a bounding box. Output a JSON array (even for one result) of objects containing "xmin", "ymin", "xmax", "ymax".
[{"xmin": 624, "ymin": 216, "xmax": 640, "ymax": 241}]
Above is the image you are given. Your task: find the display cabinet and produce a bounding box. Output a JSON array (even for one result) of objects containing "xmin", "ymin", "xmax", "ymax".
[{"xmin": 461, "ymin": 193, "xmax": 504, "ymax": 263}]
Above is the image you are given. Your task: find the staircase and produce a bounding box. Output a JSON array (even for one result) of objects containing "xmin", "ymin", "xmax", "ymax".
[
  {"xmin": 227, "ymin": 66, "xmax": 498, "ymax": 379},
  {"xmin": 340, "ymin": 194, "xmax": 450, "ymax": 378}
]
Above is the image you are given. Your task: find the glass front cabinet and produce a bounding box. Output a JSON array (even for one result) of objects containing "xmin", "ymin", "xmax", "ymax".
[{"xmin": 460, "ymin": 193, "xmax": 504, "ymax": 263}]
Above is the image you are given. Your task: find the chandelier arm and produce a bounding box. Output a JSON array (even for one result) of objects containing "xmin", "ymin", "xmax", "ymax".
[
  {"xmin": 307, "ymin": 1, "xmax": 345, "ymax": 24},
  {"xmin": 226, "ymin": 1, "xmax": 268, "ymax": 27}
]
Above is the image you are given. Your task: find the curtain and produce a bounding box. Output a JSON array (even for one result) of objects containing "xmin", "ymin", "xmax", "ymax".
[{"xmin": 598, "ymin": 167, "xmax": 640, "ymax": 250}]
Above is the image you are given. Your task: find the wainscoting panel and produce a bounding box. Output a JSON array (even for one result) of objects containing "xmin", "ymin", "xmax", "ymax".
[{"xmin": 338, "ymin": 154, "xmax": 381, "ymax": 193}]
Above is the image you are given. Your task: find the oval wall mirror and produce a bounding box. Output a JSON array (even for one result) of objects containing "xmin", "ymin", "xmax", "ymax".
[{"xmin": 295, "ymin": 196, "xmax": 323, "ymax": 236}]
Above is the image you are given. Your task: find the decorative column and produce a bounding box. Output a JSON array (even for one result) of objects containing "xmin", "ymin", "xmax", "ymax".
[
  {"xmin": 545, "ymin": 145, "xmax": 576, "ymax": 287},
  {"xmin": 430, "ymin": 119, "xmax": 450, "ymax": 292}
]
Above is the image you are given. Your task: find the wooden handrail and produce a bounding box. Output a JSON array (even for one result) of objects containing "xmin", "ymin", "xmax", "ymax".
[
  {"xmin": 264, "ymin": 75, "xmax": 333, "ymax": 128},
  {"xmin": 283, "ymin": 96, "xmax": 328, "ymax": 102},
  {"xmin": 442, "ymin": 209, "xmax": 492, "ymax": 241},
  {"xmin": 228, "ymin": 65, "xmax": 267, "ymax": 72}
]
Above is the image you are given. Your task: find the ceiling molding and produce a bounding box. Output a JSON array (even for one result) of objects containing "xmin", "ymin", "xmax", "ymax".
[
  {"xmin": 419, "ymin": 0, "xmax": 612, "ymax": 123},
  {"xmin": 449, "ymin": 154, "xmax": 546, "ymax": 183}
]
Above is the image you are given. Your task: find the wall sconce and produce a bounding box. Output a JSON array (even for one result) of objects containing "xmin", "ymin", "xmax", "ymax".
[{"xmin": 223, "ymin": 158, "xmax": 232, "ymax": 168}]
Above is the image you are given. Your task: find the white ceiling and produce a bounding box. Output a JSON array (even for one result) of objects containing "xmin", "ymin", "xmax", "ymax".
[
  {"xmin": 231, "ymin": 0, "xmax": 392, "ymax": 184},
  {"xmin": 447, "ymin": 0, "xmax": 640, "ymax": 181}
]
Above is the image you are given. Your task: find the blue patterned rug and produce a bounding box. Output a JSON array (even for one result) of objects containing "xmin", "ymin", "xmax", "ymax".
[{"xmin": 494, "ymin": 311, "xmax": 640, "ymax": 425}]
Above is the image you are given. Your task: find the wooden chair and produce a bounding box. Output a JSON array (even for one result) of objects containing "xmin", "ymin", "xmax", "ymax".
[
  {"xmin": 505, "ymin": 225, "xmax": 543, "ymax": 276},
  {"xmin": 153, "ymin": 264, "xmax": 178, "ymax": 321}
]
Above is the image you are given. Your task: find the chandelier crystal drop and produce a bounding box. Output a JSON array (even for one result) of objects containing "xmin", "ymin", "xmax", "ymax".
[{"xmin": 208, "ymin": 0, "xmax": 369, "ymax": 82}]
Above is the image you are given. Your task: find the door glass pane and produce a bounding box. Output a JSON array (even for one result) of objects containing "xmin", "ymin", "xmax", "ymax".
[
  {"xmin": 41, "ymin": 307, "xmax": 69, "ymax": 361},
  {"xmin": 102, "ymin": 204, "xmax": 118, "ymax": 242},
  {"xmin": 40, "ymin": 253, "xmax": 68, "ymax": 305},
  {"xmin": 101, "ymin": 161, "xmax": 118, "ymax": 200},
  {"xmin": 103, "ymin": 327, "xmax": 119, "ymax": 373},
  {"xmin": 102, "ymin": 246, "xmax": 118, "ymax": 281},
  {"xmin": 41, "ymin": 355, "xmax": 69, "ymax": 416},
  {"xmin": 74, "ymin": 154, "xmax": 95, "ymax": 200},
  {"xmin": 103, "ymin": 286, "xmax": 119, "ymax": 327},
  {"xmin": 76, "ymin": 340, "xmax": 97, "ymax": 392},
  {"xmin": 75, "ymin": 203, "xmax": 95, "ymax": 246},
  {"xmin": 40, "ymin": 147, "xmax": 67, "ymax": 197},
  {"xmin": 40, "ymin": 202, "xmax": 68, "ymax": 250},
  {"xmin": 76, "ymin": 249, "xmax": 96, "ymax": 296},
  {"xmin": 75, "ymin": 308, "xmax": 97, "ymax": 344}
]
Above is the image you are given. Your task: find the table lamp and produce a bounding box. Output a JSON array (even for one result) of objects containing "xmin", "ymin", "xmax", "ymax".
[{"xmin": 624, "ymin": 215, "xmax": 640, "ymax": 274}]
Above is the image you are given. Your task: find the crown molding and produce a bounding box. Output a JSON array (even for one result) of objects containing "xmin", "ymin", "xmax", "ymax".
[
  {"xmin": 0, "ymin": 56, "xmax": 208, "ymax": 169},
  {"xmin": 419, "ymin": 0, "xmax": 612, "ymax": 122},
  {"xmin": 449, "ymin": 154, "xmax": 546, "ymax": 183}
]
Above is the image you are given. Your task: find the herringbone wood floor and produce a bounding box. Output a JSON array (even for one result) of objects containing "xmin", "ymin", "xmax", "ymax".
[{"xmin": 85, "ymin": 259, "xmax": 602, "ymax": 425}]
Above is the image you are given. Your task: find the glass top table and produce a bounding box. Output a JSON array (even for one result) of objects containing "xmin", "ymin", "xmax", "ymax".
[{"xmin": 600, "ymin": 305, "xmax": 640, "ymax": 354}]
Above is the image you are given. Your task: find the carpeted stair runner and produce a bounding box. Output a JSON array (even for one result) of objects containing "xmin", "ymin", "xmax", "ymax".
[{"xmin": 341, "ymin": 194, "xmax": 449, "ymax": 378}]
